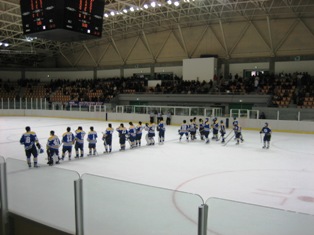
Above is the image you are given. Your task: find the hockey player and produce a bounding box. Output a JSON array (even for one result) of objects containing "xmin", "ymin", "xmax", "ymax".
[
  {"xmin": 87, "ymin": 126, "xmax": 98, "ymax": 156},
  {"xmin": 232, "ymin": 117, "xmax": 238, "ymax": 138},
  {"xmin": 189, "ymin": 118, "xmax": 197, "ymax": 141},
  {"xmin": 232, "ymin": 117, "xmax": 239, "ymax": 126},
  {"xmin": 61, "ymin": 127, "xmax": 75, "ymax": 160},
  {"xmin": 128, "ymin": 122, "xmax": 137, "ymax": 148},
  {"xmin": 20, "ymin": 126, "xmax": 42, "ymax": 168},
  {"xmin": 203, "ymin": 118, "xmax": 211, "ymax": 144},
  {"xmin": 219, "ymin": 120, "xmax": 226, "ymax": 143},
  {"xmin": 46, "ymin": 130, "xmax": 61, "ymax": 166},
  {"xmin": 232, "ymin": 117, "xmax": 244, "ymax": 142},
  {"xmin": 179, "ymin": 120, "xmax": 189, "ymax": 142},
  {"xmin": 145, "ymin": 121, "xmax": 156, "ymax": 145},
  {"xmin": 157, "ymin": 117, "xmax": 166, "ymax": 144},
  {"xmin": 199, "ymin": 118, "xmax": 205, "ymax": 140},
  {"xmin": 75, "ymin": 126, "xmax": 86, "ymax": 158},
  {"xmin": 135, "ymin": 121, "xmax": 144, "ymax": 147},
  {"xmin": 260, "ymin": 122, "xmax": 272, "ymax": 149},
  {"xmin": 103, "ymin": 123, "xmax": 114, "ymax": 153},
  {"xmin": 116, "ymin": 123, "xmax": 128, "ymax": 151},
  {"xmin": 233, "ymin": 122, "xmax": 242, "ymax": 145},
  {"xmin": 211, "ymin": 117, "xmax": 219, "ymax": 141}
]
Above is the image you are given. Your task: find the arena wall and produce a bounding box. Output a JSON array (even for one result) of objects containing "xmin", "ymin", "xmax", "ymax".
[
  {"xmin": 1, "ymin": 109, "xmax": 313, "ymax": 133},
  {"xmin": 1, "ymin": 60, "xmax": 313, "ymax": 81}
]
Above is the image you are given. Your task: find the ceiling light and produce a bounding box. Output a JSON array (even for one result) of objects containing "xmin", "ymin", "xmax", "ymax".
[
  {"xmin": 144, "ymin": 4, "xmax": 149, "ymax": 9},
  {"xmin": 130, "ymin": 7, "xmax": 135, "ymax": 12},
  {"xmin": 110, "ymin": 11, "xmax": 115, "ymax": 16},
  {"xmin": 174, "ymin": 1, "xmax": 180, "ymax": 6},
  {"xmin": 123, "ymin": 9, "xmax": 128, "ymax": 13},
  {"xmin": 151, "ymin": 2, "xmax": 156, "ymax": 7},
  {"xmin": 167, "ymin": 0, "xmax": 172, "ymax": 4}
]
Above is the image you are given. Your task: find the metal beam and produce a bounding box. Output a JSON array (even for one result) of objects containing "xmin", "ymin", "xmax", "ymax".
[
  {"xmin": 219, "ymin": 19, "xmax": 230, "ymax": 58},
  {"xmin": 83, "ymin": 43, "xmax": 97, "ymax": 66},
  {"xmin": 274, "ymin": 18, "xmax": 299, "ymax": 53}
]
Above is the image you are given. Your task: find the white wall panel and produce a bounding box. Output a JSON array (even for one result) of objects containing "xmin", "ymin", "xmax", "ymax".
[
  {"xmin": 124, "ymin": 68, "xmax": 150, "ymax": 77},
  {"xmin": 183, "ymin": 58, "xmax": 217, "ymax": 82},
  {"xmin": 275, "ymin": 61, "xmax": 314, "ymax": 74},
  {"xmin": 0, "ymin": 71, "xmax": 21, "ymax": 80},
  {"xmin": 155, "ymin": 66, "xmax": 182, "ymax": 77},
  {"xmin": 97, "ymin": 69, "xmax": 121, "ymax": 78},
  {"xmin": 25, "ymin": 70, "xmax": 94, "ymax": 81}
]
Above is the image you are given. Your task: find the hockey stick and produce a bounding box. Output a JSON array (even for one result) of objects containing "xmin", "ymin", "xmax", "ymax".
[
  {"xmin": 224, "ymin": 130, "xmax": 233, "ymax": 140},
  {"xmin": 223, "ymin": 134, "xmax": 235, "ymax": 146}
]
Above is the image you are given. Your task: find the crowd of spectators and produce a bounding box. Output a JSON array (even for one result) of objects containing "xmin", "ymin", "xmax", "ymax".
[{"xmin": 0, "ymin": 71, "xmax": 313, "ymax": 108}]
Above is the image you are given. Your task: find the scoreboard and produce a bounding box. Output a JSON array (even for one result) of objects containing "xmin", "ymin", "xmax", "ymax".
[{"xmin": 20, "ymin": 0, "xmax": 105, "ymax": 41}]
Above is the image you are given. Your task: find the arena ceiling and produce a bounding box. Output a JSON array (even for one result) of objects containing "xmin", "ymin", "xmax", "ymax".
[{"xmin": 0, "ymin": 0, "xmax": 314, "ymax": 67}]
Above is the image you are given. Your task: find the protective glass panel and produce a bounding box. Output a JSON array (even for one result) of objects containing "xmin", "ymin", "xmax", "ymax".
[
  {"xmin": 191, "ymin": 107, "xmax": 204, "ymax": 116},
  {"xmin": 174, "ymin": 107, "xmax": 189, "ymax": 116},
  {"xmin": 123, "ymin": 105, "xmax": 134, "ymax": 113},
  {"xmin": 206, "ymin": 198, "xmax": 314, "ymax": 235},
  {"xmin": 161, "ymin": 107, "xmax": 174, "ymax": 116},
  {"xmin": 134, "ymin": 106, "xmax": 147, "ymax": 114},
  {"xmin": 6, "ymin": 158, "xmax": 79, "ymax": 234},
  {"xmin": 82, "ymin": 174, "xmax": 203, "ymax": 235},
  {"xmin": 279, "ymin": 109, "xmax": 299, "ymax": 121},
  {"xmin": 248, "ymin": 110, "xmax": 259, "ymax": 119},
  {"xmin": 205, "ymin": 109, "xmax": 213, "ymax": 117}
]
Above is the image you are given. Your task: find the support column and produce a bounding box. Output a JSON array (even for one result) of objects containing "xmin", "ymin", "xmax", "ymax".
[
  {"xmin": 74, "ymin": 179, "xmax": 84, "ymax": 235},
  {"xmin": 0, "ymin": 161, "xmax": 8, "ymax": 235},
  {"xmin": 150, "ymin": 65, "xmax": 155, "ymax": 79},
  {"xmin": 269, "ymin": 57, "xmax": 275, "ymax": 75},
  {"xmin": 93, "ymin": 67, "xmax": 97, "ymax": 79},
  {"xmin": 223, "ymin": 60, "xmax": 230, "ymax": 80},
  {"xmin": 120, "ymin": 67, "xmax": 124, "ymax": 78},
  {"xmin": 198, "ymin": 204, "xmax": 208, "ymax": 235}
]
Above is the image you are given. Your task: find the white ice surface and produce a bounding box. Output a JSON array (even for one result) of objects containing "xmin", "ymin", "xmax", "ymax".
[{"xmin": 1, "ymin": 116, "xmax": 314, "ymax": 234}]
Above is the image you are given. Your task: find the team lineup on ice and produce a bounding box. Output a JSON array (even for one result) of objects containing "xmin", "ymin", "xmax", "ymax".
[
  {"xmin": 18, "ymin": 116, "xmax": 272, "ymax": 168},
  {"xmin": 1, "ymin": 116, "xmax": 314, "ymax": 216}
]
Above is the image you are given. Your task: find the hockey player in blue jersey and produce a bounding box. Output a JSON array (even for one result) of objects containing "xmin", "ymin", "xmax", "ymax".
[
  {"xmin": 199, "ymin": 118, "xmax": 205, "ymax": 140},
  {"xmin": 179, "ymin": 120, "xmax": 189, "ymax": 142},
  {"xmin": 87, "ymin": 126, "xmax": 98, "ymax": 156},
  {"xmin": 233, "ymin": 122, "xmax": 243, "ymax": 145},
  {"xmin": 75, "ymin": 126, "xmax": 86, "ymax": 158},
  {"xmin": 103, "ymin": 123, "xmax": 114, "ymax": 153},
  {"xmin": 20, "ymin": 126, "xmax": 42, "ymax": 168},
  {"xmin": 157, "ymin": 117, "xmax": 166, "ymax": 144},
  {"xmin": 46, "ymin": 130, "xmax": 61, "ymax": 166},
  {"xmin": 128, "ymin": 122, "xmax": 137, "ymax": 148},
  {"xmin": 61, "ymin": 127, "xmax": 75, "ymax": 160},
  {"xmin": 189, "ymin": 118, "xmax": 197, "ymax": 141},
  {"xmin": 219, "ymin": 120, "xmax": 226, "ymax": 143},
  {"xmin": 260, "ymin": 122, "xmax": 272, "ymax": 149},
  {"xmin": 203, "ymin": 118, "xmax": 211, "ymax": 144},
  {"xmin": 211, "ymin": 117, "xmax": 219, "ymax": 141},
  {"xmin": 145, "ymin": 121, "xmax": 156, "ymax": 145},
  {"xmin": 136, "ymin": 121, "xmax": 144, "ymax": 147},
  {"xmin": 116, "ymin": 123, "xmax": 128, "ymax": 151}
]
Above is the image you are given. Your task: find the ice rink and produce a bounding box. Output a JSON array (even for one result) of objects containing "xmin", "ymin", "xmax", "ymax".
[{"xmin": 1, "ymin": 115, "xmax": 314, "ymax": 217}]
